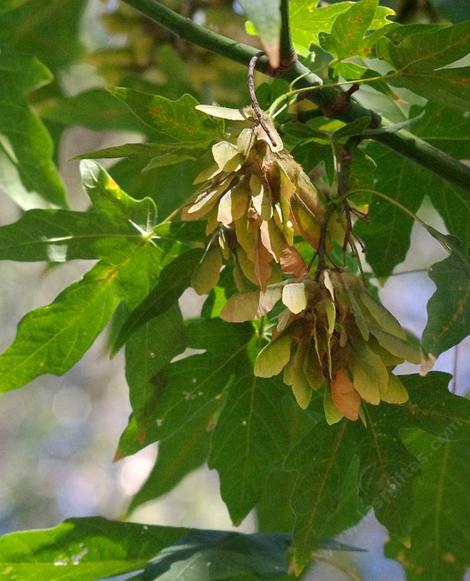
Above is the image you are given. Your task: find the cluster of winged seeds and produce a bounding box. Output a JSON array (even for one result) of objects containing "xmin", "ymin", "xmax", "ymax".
[
  {"xmin": 254, "ymin": 271, "xmax": 420, "ymax": 424},
  {"xmin": 182, "ymin": 108, "xmax": 343, "ymax": 294},
  {"xmin": 181, "ymin": 105, "xmax": 420, "ymax": 422}
]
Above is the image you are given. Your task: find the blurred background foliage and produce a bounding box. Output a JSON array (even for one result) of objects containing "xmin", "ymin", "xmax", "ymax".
[{"xmin": 0, "ymin": 1, "xmax": 469, "ymax": 579}]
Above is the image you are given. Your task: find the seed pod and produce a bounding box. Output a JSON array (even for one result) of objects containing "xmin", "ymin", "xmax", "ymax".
[
  {"xmin": 369, "ymin": 326, "xmax": 421, "ymax": 364},
  {"xmin": 181, "ymin": 104, "xmax": 329, "ymax": 301},
  {"xmin": 323, "ymin": 389, "xmax": 344, "ymax": 425},
  {"xmin": 282, "ymin": 282, "xmax": 308, "ymax": 314},
  {"xmin": 330, "ymin": 368, "xmax": 361, "ymax": 421},
  {"xmin": 279, "ymin": 244, "xmax": 307, "ymax": 277},
  {"xmin": 252, "ymin": 269, "xmax": 421, "ymax": 420},
  {"xmin": 381, "ymin": 374, "xmax": 409, "ymax": 404},
  {"xmin": 235, "ymin": 213, "xmax": 258, "ymax": 261},
  {"xmin": 232, "ymin": 262, "xmax": 246, "ymax": 293},
  {"xmin": 236, "ymin": 246, "xmax": 258, "ymax": 286},
  {"xmin": 290, "ymin": 197, "xmax": 321, "ymax": 248},
  {"xmin": 317, "ymin": 298, "xmax": 336, "ymax": 336},
  {"xmin": 212, "ymin": 141, "xmax": 243, "ymax": 172},
  {"xmin": 183, "ymin": 104, "xmax": 421, "ymax": 424},
  {"xmin": 254, "ymin": 332, "xmax": 292, "ymax": 378},
  {"xmin": 303, "ymin": 339, "xmax": 325, "ymax": 391},
  {"xmin": 284, "ymin": 341, "xmax": 312, "ymax": 410},
  {"xmin": 182, "ymin": 177, "xmax": 231, "ymax": 220},
  {"xmin": 260, "ymin": 219, "xmax": 283, "ymax": 260},
  {"xmin": 220, "ymin": 287, "xmax": 281, "ymax": 323},
  {"xmin": 345, "ymin": 287, "xmax": 369, "ymax": 341},
  {"xmin": 350, "ymin": 339, "xmax": 388, "ymax": 405},
  {"xmin": 205, "ymin": 206, "xmax": 219, "ymax": 235},
  {"xmin": 191, "ymin": 246, "xmax": 223, "ymax": 295},
  {"xmin": 250, "ymin": 174, "xmax": 272, "ymax": 220},
  {"xmin": 254, "ymin": 240, "xmax": 273, "ymax": 290},
  {"xmin": 326, "ymin": 212, "xmax": 346, "ymax": 249},
  {"xmin": 368, "ymin": 336, "xmax": 404, "ymax": 367},
  {"xmin": 193, "ymin": 164, "xmax": 221, "ymax": 185},
  {"xmin": 359, "ymin": 292, "xmax": 407, "ymax": 340},
  {"xmin": 217, "ymin": 183, "xmax": 250, "ymax": 225},
  {"xmin": 237, "ymin": 127, "xmax": 255, "ymax": 156}
]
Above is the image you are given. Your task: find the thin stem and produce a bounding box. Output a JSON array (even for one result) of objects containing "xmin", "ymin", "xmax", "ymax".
[
  {"xmin": 271, "ymin": 103, "xmax": 288, "ymax": 119},
  {"xmin": 121, "ymin": 0, "xmax": 470, "ymax": 195},
  {"xmin": 347, "ymin": 188, "xmax": 426, "ymax": 224},
  {"xmin": 346, "ymin": 188, "xmax": 452, "ymax": 255},
  {"xmin": 308, "ymin": 251, "xmax": 319, "ymax": 271},
  {"xmin": 366, "ymin": 268, "xmax": 428, "ymax": 278},
  {"xmin": 268, "ymin": 74, "xmax": 388, "ymax": 117},
  {"xmin": 289, "ymin": 71, "xmax": 314, "ymax": 91},
  {"xmin": 268, "ymin": 84, "xmax": 320, "ymax": 116},
  {"xmin": 248, "ymin": 52, "xmax": 278, "ymax": 147}
]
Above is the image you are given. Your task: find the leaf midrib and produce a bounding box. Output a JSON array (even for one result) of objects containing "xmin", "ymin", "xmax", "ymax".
[
  {"xmin": 301, "ymin": 423, "xmax": 347, "ymax": 555},
  {"xmin": 0, "ymin": 232, "xmax": 143, "ymax": 252}
]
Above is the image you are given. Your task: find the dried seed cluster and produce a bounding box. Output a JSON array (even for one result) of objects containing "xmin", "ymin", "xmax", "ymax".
[
  {"xmin": 254, "ymin": 271, "xmax": 420, "ymax": 423},
  {"xmin": 182, "ymin": 105, "xmax": 419, "ymax": 422},
  {"xmin": 182, "ymin": 108, "xmax": 343, "ymax": 294}
]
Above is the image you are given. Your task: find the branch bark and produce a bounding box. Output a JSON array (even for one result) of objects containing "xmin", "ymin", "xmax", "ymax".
[
  {"xmin": 121, "ymin": 0, "xmax": 470, "ymax": 194},
  {"xmin": 280, "ymin": 0, "xmax": 296, "ymax": 68}
]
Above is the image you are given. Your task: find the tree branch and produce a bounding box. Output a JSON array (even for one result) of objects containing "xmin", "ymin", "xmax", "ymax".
[
  {"xmin": 121, "ymin": 0, "xmax": 470, "ymax": 194},
  {"xmin": 373, "ymin": 129, "xmax": 470, "ymax": 190},
  {"xmin": 122, "ymin": 0, "xmax": 268, "ymax": 68},
  {"xmin": 280, "ymin": 0, "xmax": 296, "ymax": 68}
]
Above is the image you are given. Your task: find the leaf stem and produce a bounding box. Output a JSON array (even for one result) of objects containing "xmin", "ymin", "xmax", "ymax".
[
  {"xmin": 268, "ymin": 75, "xmax": 389, "ymax": 117},
  {"xmin": 346, "ymin": 188, "xmax": 453, "ymax": 256},
  {"xmin": 268, "ymin": 85, "xmax": 319, "ymax": 116},
  {"xmin": 121, "ymin": 0, "xmax": 470, "ymax": 194},
  {"xmin": 366, "ymin": 268, "xmax": 428, "ymax": 278},
  {"xmin": 348, "ymin": 188, "xmax": 425, "ymax": 225}
]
